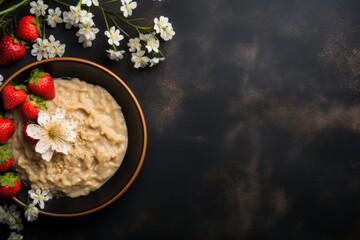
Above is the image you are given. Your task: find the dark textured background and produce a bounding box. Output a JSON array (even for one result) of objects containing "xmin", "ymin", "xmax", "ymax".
[{"xmin": 2, "ymin": 0, "xmax": 360, "ymax": 239}]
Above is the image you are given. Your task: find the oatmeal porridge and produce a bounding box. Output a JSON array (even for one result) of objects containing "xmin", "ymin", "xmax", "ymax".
[{"xmin": 10, "ymin": 78, "xmax": 128, "ymax": 198}]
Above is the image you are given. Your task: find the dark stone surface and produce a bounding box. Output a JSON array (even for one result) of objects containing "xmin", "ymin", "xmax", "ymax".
[{"xmin": 2, "ymin": 0, "xmax": 360, "ymax": 239}]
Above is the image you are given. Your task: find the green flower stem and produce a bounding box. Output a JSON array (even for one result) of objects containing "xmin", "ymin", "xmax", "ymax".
[
  {"xmin": 100, "ymin": 0, "xmax": 118, "ymax": 5},
  {"xmin": 101, "ymin": 7, "xmax": 110, "ymax": 31},
  {"xmin": 0, "ymin": 0, "xmax": 29, "ymax": 16},
  {"xmin": 109, "ymin": 15, "xmax": 130, "ymax": 38},
  {"xmin": 104, "ymin": 9, "xmax": 153, "ymax": 31},
  {"xmin": 53, "ymin": 0, "xmax": 71, "ymax": 7}
]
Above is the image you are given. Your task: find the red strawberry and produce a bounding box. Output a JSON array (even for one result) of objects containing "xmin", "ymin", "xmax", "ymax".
[
  {"xmin": 0, "ymin": 117, "xmax": 15, "ymax": 145},
  {"xmin": 23, "ymin": 123, "xmax": 38, "ymax": 144},
  {"xmin": 27, "ymin": 69, "xmax": 55, "ymax": 100},
  {"xmin": 0, "ymin": 145, "xmax": 14, "ymax": 172},
  {"xmin": 0, "ymin": 35, "xmax": 26, "ymax": 66},
  {"xmin": 16, "ymin": 16, "xmax": 40, "ymax": 42},
  {"xmin": 0, "ymin": 172, "xmax": 22, "ymax": 198},
  {"xmin": 21, "ymin": 96, "xmax": 46, "ymax": 122},
  {"xmin": 2, "ymin": 85, "xmax": 27, "ymax": 110}
]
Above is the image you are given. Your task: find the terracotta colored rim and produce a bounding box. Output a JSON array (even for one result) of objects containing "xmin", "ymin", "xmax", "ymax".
[{"xmin": 3, "ymin": 57, "xmax": 147, "ymax": 217}]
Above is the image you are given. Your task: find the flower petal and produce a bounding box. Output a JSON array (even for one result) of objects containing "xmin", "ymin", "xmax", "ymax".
[
  {"xmin": 35, "ymin": 138, "xmax": 51, "ymax": 154},
  {"xmin": 52, "ymin": 108, "xmax": 66, "ymax": 123},
  {"xmin": 37, "ymin": 110, "xmax": 51, "ymax": 127},
  {"xmin": 26, "ymin": 124, "xmax": 44, "ymax": 139},
  {"xmin": 41, "ymin": 148, "xmax": 54, "ymax": 161}
]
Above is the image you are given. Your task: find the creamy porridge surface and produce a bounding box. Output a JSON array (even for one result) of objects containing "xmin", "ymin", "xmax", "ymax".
[{"xmin": 10, "ymin": 79, "xmax": 128, "ymax": 198}]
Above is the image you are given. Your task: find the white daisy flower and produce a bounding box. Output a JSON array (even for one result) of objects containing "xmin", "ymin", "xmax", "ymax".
[
  {"xmin": 28, "ymin": 189, "xmax": 52, "ymax": 209},
  {"xmin": 154, "ymin": 16, "xmax": 175, "ymax": 41},
  {"xmin": 0, "ymin": 74, "xmax": 3, "ymax": 86},
  {"xmin": 141, "ymin": 34, "xmax": 159, "ymax": 53},
  {"xmin": 26, "ymin": 108, "xmax": 77, "ymax": 161},
  {"xmin": 46, "ymin": 35, "xmax": 61, "ymax": 58},
  {"xmin": 127, "ymin": 37, "xmax": 141, "ymax": 52},
  {"xmin": 47, "ymin": 7, "xmax": 63, "ymax": 28},
  {"xmin": 30, "ymin": 0, "xmax": 48, "ymax": 17},
  {"xmin": 76, "ymin": 23, "xmax": 99, "ymax": 48},
  {"xmin": 131, "ymin": 50, "xmax": 150, "ymax": 68},
  {"xmin": 7, "ymin": 232, "xmax": 23, "ymax": 240},
  {"xmin": 149, "ymin": 56, "xmax": 165, "ymax": 67},
  {"xmin": 24, "ymin": 204, "xmax": 39, "ymax": 222},
  {"xmin": 120, "ymin": 0, "xmax": 137, "ymax": 18},
  {"xmin": 104, "ymin": 26, "xmax": 124, "ymax": 46},
  {"xmin": 31, "ymin": 38, "xmax": 49, "ymax": 61},
  {"xmin": 4, "ymin": 205, "xmax": 23, "ymax": 231},
  {"xmin": 62, "ymin": 5, "xmax": 87, "ymax": 29},
  {"xmin": 107, "ymin": 49, "xmax": 125, "ymax": 61},
  {"xmin": 54, "ymin": 43, "xmax": 66, "ymax": 57},
  {"xmin": 82, "ymin": 0, "xmax": 99, "ymax": 7},
  {"xmin": 80, "ymin": 11, "xmax": 95, "ymax": 26}
]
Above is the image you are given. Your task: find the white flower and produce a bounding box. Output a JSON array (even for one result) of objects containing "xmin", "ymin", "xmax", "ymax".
[
  {"xmin": 47, "ymin": 7, "xmax": 63, "ymax": 28},
  {"xmin": 104, "ymin": 26, "xmax": 124, "ymax": 46},
  {"xmin": 31, "ymin": 38, "xmax": 49, "ymax": 61},
  {"xmin": 0, "ymin": 74, "xmax": 3, "ymax": 86},
  {"xmin": 7, "ymin": 232, "xmax": 23, "ymax": 240},
  {"xmin": 24, "ymin": 204, "xmax": 39, "ymax": 222},
  {"xmin": 149, "ymin": 56, "xmax": 165, "ymax": 67},
  {"xmin": 62, "ymin": 5, "xmax": 87, "ymax": 29},
  {"xmin": 30, "ymin": 0, "xmax": 48, "ymax": 17},
  {"xmin": 46, "ymin": 35, "xmax": 60, "ymax": 58},
  {"xmin": 107, "ymin": 49, "xmax": 125, "ymax": 61},
  {"xmin": 54, "ymin": 42, "xmax": 66, "ymax": 57},
  {"xmin": 26, "ymin": 108, "xmax": 77, "ymax": 161},
  {"xmin": 120, "ymin": 0, "xmax": 137, "ymax": 18},
  {"xmin": 76, "ymin": 23, "xmax": 99, "ymax": 48},
  {"xmin": 80, "ymin": 11, "xmax": 95, "ymax": 26},
  {"xmin": 141, "ymin": 34, "xmax": 160, "ymax": 53},
  {"xmin": 161, "ymin": 24, "xmax": 175, "ymax": 41},
  {"xmin": 127, "ymin": 37, "xmax": 141, "ymax": 52},
  {"xmin": 154, "ymin": 16, "xmax": 175, "ymax": 41},
  {"xmin": 131, "ymin": 50, "xmax": 150, "ymax": 68},
  {"xmin": 4, "ymin": 205, "xmax": 23, "ymax": 231},
  {"xmin": 82, "ymin": 0, "xmax": 99, "ymax": 7},
  {"xmin": 28, "ymin": 189, "xmax": 52, "ymax": 209}
]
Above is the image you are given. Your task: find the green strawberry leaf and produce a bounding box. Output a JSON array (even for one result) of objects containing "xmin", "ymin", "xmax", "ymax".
[
  {"xmin": 0, "ymin": 145, "xmax": 13, "ymax": 164},
  {"xmin": 0, "ymin": 172, "xmax": 19, "ymax": 187}
]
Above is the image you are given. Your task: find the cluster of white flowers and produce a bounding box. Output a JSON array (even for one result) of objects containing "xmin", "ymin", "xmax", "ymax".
[
  {"xmin": 63, "ymin": 5, "xmax": 99, "ymax": 48},
  {"xmin": 154, "ymin": 16, "xmax": 175, "ymax": 41},
  {"xmin": 27, "ymin": 1, "xmax": 175, "ymax": 68},
  {"xmin": 24, "ymin": 189, "xmax": 52, "ymax": 222},
  {"xmin": 0, "ymin": 189, "xmax": 51, "ymax": 238},
  {"xmin": 0, "ymin": 74, "xmax": 3, "ymax": 86},
  {"xmin": 31, "ymin": 35, "xmax": 65, "ymax": 61},
  {"xmin": 0, "ymin": 204, "xmax": 23, "ymax": 234},
  {"xmin": 128, "ymin": 33, "xmax": 164, "ymax": 68}
]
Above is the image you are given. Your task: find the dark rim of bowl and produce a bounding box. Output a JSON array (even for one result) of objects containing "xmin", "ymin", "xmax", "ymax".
[{"xmin": 1, "ymin": 57, "xmax": 147, "ymax": 217}]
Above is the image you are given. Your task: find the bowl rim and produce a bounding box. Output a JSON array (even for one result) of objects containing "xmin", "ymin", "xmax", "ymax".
[{"xmin": 2, "ymin": 57, "xmax": 147, "ymax": 217}]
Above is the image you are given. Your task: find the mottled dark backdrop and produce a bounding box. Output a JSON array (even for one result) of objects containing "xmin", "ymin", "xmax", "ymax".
[{"xmin": 1, "ymin": 0, "xmax": 360, "ymax": 239}]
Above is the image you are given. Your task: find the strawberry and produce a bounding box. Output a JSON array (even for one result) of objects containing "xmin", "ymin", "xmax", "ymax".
[
  {"xmin": 21, "ymin": 96, "xmax": 46, "ymax": 122},
  {"xmin": 16, "ymin": 16, "xmax": 40, "ymax": 42},
  {"xmin": 23, "ymin": 123, "xmax": 38, "ymax": 144},
  {"xmin": 0, "ymin": 117, "xmax": 15, "ymax": 145},
  {"xmin": 27, "ymin": 69, "xmax": 55, "ymax": 100},
  {"xmin": 0, "ymin": 172, "xmax": 21, "ymax": 198},
  {"xmin": 0, "ymin": 35, "xmax": 26, "ymax": 66},
  {"xmin": 2, "ymin": 85, "xmax": 27, "ymax": 111},
  {"xmin": 0, "ymin": 145, "xmax": 14, "ymax": 172}
]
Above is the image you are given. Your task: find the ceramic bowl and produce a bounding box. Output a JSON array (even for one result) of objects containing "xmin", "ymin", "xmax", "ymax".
[{"xmin": 0, "ymin": 57, "xmax": 147, "ymax": 217}]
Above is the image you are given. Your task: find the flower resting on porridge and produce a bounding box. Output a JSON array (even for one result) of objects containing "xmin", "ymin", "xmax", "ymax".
[{"xmin": 26, "ymin": 108, "xmax": 77, "ymax": 161}]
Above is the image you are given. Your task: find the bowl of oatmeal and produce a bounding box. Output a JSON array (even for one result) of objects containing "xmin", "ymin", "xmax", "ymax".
[{"xmin": 0, "ymin": 57, "xmax": 147, "ymax": 217}]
